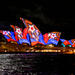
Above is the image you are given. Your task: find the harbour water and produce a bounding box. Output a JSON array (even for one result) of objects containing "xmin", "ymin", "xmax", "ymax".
[{"xmin": 0, "ymin": 53, "xmax": 75, "ymax": 75}]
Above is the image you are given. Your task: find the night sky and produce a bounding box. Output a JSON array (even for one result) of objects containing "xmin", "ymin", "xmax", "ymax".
[{"xmin": 0, "ymin": 1, "xmax": 75, "ymax": 40}]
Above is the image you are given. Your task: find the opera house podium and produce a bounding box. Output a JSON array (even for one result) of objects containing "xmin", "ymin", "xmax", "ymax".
[{"xmin": 0, "ymin": 42, "xmax": 75, "ymax": 54}]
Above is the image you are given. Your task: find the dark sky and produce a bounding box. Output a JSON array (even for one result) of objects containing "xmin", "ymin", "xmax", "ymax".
[{"xmin": 0, "ymin": 1, "xmax": 75, "ymax": 40}]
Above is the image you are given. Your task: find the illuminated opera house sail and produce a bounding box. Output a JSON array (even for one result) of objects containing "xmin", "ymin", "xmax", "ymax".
[{"xmin": 0, "ymin": 17, "xmax": 75, "ymax": 53}]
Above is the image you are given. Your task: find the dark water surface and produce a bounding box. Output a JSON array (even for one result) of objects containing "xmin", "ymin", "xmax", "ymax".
[{"xmin": 0, "ymin": 53, "xmax": 75, "ymax": 75}]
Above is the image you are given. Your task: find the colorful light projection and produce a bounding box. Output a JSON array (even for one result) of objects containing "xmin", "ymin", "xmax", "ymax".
[
  {"xmin": 0, "ymin": 17, "xmax": 75, "ymax": 48},
  {"xmin": 43, "ymin": 32, "xmax": 61, "ymax": 45}
]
